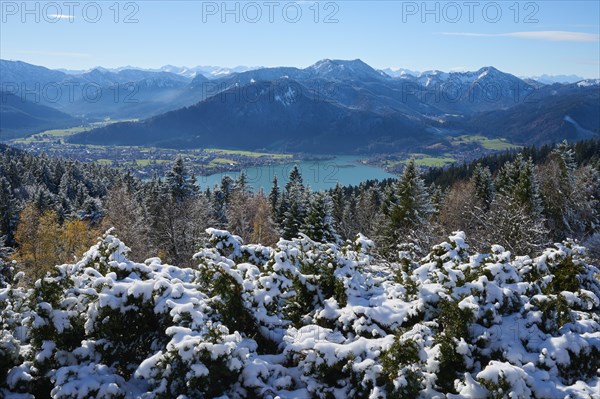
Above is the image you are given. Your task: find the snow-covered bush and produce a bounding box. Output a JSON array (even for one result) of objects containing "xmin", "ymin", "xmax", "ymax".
[{"xmin": 1, "ymin": 229, "xmax": 599, "ymax": 398}]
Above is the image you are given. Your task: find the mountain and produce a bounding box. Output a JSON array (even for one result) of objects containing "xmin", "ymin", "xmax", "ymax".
[
  {"xmin": 67, "ymin": 59, "xmax": 599, "ymax": 153},
  {"xmin": 4, "ymin": 59, "xmax": 598, "ymax": 153},
  {"xmin": 0, "ymin": 59, "xmax": 67, "ymax": 87},
  {"xmin": 466, "ymin": 83, "xmax": 600, "ymax": 144},
  {"xmin": 67, "ymin": 79, "xmax": 433, "ymax": 153},
  {"xmin": 411, "ymin": 66, "xmax": 537, "ymax": 113},
  {"xmin": 306, "ymin": 59, "xmax": 390, "ymax": 81},
  {"xmin": 577, "ymin": 79, "xmax": 600, "ymax": 87},
  {"xmin": 528, "ymin": 74, "xmax": 586, "ymax": 84},
  {"xmin": 382, "ymin": 68, "xmax": 420, "ymax": 78},
  {"xmin": 0, "ymin": 60, "xmax": 195, "ymax": 119},
  {"xmin": 0, "ymin": 92, "xmax": 77, "ymax": 139}
]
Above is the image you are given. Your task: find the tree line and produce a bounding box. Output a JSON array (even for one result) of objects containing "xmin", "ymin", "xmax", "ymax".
[{"xmin": 1, "ymin": 139, "xmax": 599, "ymax": 285}]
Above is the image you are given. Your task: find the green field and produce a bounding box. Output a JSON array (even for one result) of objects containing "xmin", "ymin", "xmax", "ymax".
[
  {"xmin": 11, "ymin": 121, "xmax": 137, "ymax": 144},
  {"xmin": 95, "ymin": 159, "xmax": 113, "ymax": 165},
  {"xmin": 451, "ymin": 135, "xmax": 522, "ymax": 151},
  {"xmin": 135, "ymin": 159, "xmax": 170, "ymax": 166},
  {"xmin": 405, "ymin": 156, "xmax": 457, "ymax": 167},
  {"xmin": 205, "ymin": 148, "xmax": 292, "ymax": 159}
]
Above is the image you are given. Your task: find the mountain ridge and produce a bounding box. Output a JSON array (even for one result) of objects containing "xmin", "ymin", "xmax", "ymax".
[{"xmin": 2, "ymin": 59, "xmax": 598, "ymax": 152}]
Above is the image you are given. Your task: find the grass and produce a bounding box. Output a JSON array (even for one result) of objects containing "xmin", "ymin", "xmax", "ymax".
[
  {"xmin": 135, "ymin": 159, "xmax": 170, "ymax": 166},
  {"xmin": 451, "ymin": 135, "xmax": 522, "ymax": 151},
  {"xmin": 205, "ymin": 148, "xmax": 292, "ymax": 159},
  {"xmin": 38, "ymin": 127, "xmax": 88, "ymax": 137},
  {"xmin": 96, "ymin": 159, "xmax": 113, "ymax": 165},
  {"xmin": 9, "ymin": 120, "xmax": 137, "ymax": 145},
  {"xmin": 405, "ymin": 156, "xmax": 457, "ymax": 167}
]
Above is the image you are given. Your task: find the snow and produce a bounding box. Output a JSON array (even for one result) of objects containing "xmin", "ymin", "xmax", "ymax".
[
  {"xmin": 1, "ymin": 230, "xmax": 599, "ymax": 398},
  {"xmin": 577, "ymin": 79, "xmax": 600, "ymax": 87}
]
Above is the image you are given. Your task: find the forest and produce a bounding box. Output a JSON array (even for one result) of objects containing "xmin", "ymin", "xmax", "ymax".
[{"xmin": 1, "ymin": 140, "xmax": 599, "ymax": 398}]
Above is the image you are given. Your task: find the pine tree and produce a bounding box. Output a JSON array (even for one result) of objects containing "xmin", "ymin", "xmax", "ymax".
[
  {"xmin": 339, "ymin": 193, "xmax": 359, "ymax": 240},
  {"xmin": 301, "ymin": 192, "xmax": 340, "ymax": 243},
  {"xmin": 471, "ymin": 164, "xmax": 494, "ymax": 210},
  {"xmin": 429, "ymin": 183, "xmax": 445, "ymax": 214},
  {"xmin": 166, "ymin": 156, "xmax": 198, "ymax": 202},
  {"xmin": 234, "ymin": 172, "xmax": 248, "ymax": 193},
  {"xmin": 281, "ymin": 167, "xmax": 307, "ymax": 240},
  {"xmin": 268, "ymin": 176, "xmax": 280, "ymax": 221},
  {"xmin": 0, "ymin": 235, "xmax": 14, "ymax": 288},
  {"xmin": 331, "ymin": 183, "xmax": 345, "ymax": 229},
  {"xmin": 355, "ymin": 186, "xmax": 380, "ymax": 238},
  {"xmin": 515, "ymin": 156, "xmax": 543, "ymax": 217},
  {"xmin": 496, "ymin": 154, "xmax": 543, "ymax": 217},
  {"xmin": 0, "ymin": 177, "xmax": 19, "ymax": 244},
  {"xmin": 220, "ymin": 175, "xmax": 234, "ymax": 201},
  {"xmin": 383, "ymin": 160, "xmax": 433, "ymax": 244},
  {"xmin": 282, "ymin": 196, "xmax": 304, "ymax": 240},
  {"xmin": 286, "ymin": 166, "xmax": 303, "ymax": 192},
  {"xmin": 31, "ymin": 186, "xmax": 55, "ymax": 213}
]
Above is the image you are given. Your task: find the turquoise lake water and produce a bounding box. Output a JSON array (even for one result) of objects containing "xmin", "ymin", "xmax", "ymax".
[{"xmin": 196, "ymin": 155, "xmax": 398, "ymax": 191}]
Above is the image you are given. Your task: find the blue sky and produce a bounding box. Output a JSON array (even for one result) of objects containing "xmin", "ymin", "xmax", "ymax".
[{"xmin": 1, "ymin": 1, "xmax": 599, "ymax": 77}]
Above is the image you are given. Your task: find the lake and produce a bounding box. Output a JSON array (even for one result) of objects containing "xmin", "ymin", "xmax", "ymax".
[{"xmin": 196, "ymin": 155, "xmax": 398, "ymax": 191}]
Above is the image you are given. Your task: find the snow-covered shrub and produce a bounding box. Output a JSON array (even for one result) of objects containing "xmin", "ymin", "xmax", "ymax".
[
  {"xmin": 50, "ymin": 363, "xmax": 126, "ymax": 399},
  {"xmin": 195, "ymin": 229, "xmax": 260, "ymax": 339},
  {"xmin": 0, "ymin": 330, "xmax": 20, "ymax": 383},
  {"xmin": 136, "ymin": 323, "xmax": 251, "ymax": 398},
  {"xmin": 380, "ymin": 334, "xmax": 425, "ymax": 398},
  {"xmin": 284, "ymin": 325, "xmax": 393, "ymax": 398},
  {"xmin": 477, "ymin": 361, "xmax": 534, "ymax": 399},
  {"xmin": 1, "ymin": 228, "xmax": 599, "ymax": 398}
]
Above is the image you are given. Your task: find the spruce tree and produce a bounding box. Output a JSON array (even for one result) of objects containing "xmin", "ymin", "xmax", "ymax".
[
  {"xmin": 301, "ymin": 192, "xmax": 340, "ymax": 243},
  {"xmin": 268, "ymin": 176, "xmax": 280, "ymax": 218},
  {"xmin": 0, "ymin": 235, "xmax": 13, "ymax": 288},
  {"xmin": 281, "ymin": 166, "xmax": 307, "ymax": 240},
  {"xmin": 383, "ymin": 160, "xmax": 433, "ymax": 244},
  {"xmin": 355, "ymin": 186, "xmax": 380, "ymax": 238},
  {"xmin": 0, "ymin": 177, "xmax": 19, "ymax": 244},
  {"xmin": 496, "ymin": 154, "xmax": 543, "ymax": 217},
  {"xmin": 331, "ymin": 183, "xmax": 345, "ymax": 229},
  {"xmin": 471, "ymin": 164, "xmax": 494, "ymax": 210},
  {"xmin": 166, "ymin": 156, "xmax": 198, "ymax": 202}
]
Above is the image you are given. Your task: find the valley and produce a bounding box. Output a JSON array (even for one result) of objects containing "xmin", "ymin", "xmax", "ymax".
[
  {"xmin": 3, "ymin": 120, "xmax": 526, "ymax": 188},
  {"xmin": 3, "ymin": 124, "xmax": 301, "ymax": 179}
]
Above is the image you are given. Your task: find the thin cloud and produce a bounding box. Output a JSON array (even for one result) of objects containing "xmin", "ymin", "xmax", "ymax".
[
  {"xmin": 439, "ymin": 31, "xmax": 599, "ymax": 42},
  {"xmin": 48, "ymin": 14, "xmax": 74, "ymax": 21}
]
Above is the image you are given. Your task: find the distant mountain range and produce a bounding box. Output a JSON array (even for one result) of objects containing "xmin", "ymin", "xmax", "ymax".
[
  {"xmin": 527, "ymin": 74, "xmax": 586, "ymax": 84},
  {"xmin": 1, "ymin": 59, "xmax": 598, "ymax": 153},
  {"xmin": 56, "ymin": 64, "xmax": 262, "ymax": 79}
]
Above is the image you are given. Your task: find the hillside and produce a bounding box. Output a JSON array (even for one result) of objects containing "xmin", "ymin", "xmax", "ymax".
[
  {"xmin": 0, "ymin": 92, "xmax": 77, "ymax": 139},
  {"xmin": 67, "ymin": 79, "xmax": 434, "ymax": 153}
]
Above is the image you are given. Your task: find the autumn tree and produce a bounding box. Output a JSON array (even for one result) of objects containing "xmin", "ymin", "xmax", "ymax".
[{"xmin": 14, "ymin": 204, "xmax": 61, "ymax": 281}]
